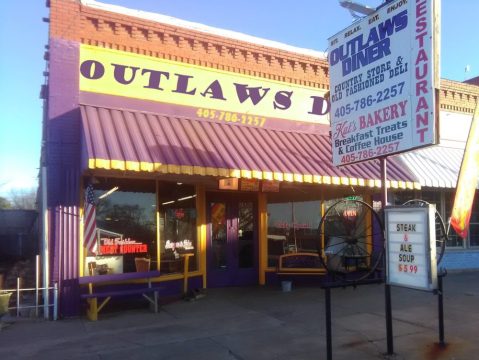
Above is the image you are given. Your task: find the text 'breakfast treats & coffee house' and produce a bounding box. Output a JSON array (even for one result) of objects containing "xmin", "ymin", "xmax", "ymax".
[{"xmin": 40, "ymin": 0, "xmax": 479, "ymax": 317}]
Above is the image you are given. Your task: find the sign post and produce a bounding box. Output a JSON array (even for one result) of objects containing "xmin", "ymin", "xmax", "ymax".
[{"xmin": 381, "ymin": 158, "xmax": 394, "ymax": 355}]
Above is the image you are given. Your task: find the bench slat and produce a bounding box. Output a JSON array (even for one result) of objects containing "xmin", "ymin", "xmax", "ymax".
[
  {"xmin": 81, "ymin": 287, "xmax": 162, "ymax": 299},
  {"xmin": 79, "ymin": 270, "xmax": 162, "ymax": 285},
  {"xmin": 277, "ymin": 252, "xmax": 326, "ymax": 276}
]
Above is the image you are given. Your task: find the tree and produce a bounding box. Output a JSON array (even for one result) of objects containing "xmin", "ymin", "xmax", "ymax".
[
  {"xmin": 0, "ymin": 196, "xmax": 11, "ymax": 209},
  {"xmin": 8, "ymin": 188, "xmax": 37, "ymax": 210}
]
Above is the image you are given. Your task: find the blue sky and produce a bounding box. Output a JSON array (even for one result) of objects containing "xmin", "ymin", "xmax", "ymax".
[{"xmin": 0, "ymin": 0, "xmax": 477, "ymax": 197}]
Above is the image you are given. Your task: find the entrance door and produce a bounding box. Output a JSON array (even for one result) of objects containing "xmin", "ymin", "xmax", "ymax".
[{"xmin": 207, "ymin": 197, "xmax": 257, "ymax": 287}]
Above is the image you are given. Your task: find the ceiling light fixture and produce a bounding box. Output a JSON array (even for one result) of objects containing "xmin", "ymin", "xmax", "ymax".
[
  {"xmin": 98, "ymin": 186, "xmax": 119, "ymax": 199},
  {"xmin": 177, "ymin": 195, "xmax": 196, "ymax": 202}
]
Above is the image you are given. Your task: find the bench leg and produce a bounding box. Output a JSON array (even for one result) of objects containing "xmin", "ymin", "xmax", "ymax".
[
  {"xmin": 86, "ymin": 298, "xmax": 98, "ymax": 321},
  {"xmin": 143, "ymin": 291, "xmax": 159, "ymax": 313},
  {"xmin": 86, "ymin": 297, "xmax": 111, "ymax": 321}
]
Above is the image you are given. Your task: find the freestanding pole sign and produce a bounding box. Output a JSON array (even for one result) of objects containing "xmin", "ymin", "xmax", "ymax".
[
  {"xmin": 326, "ymin": 0, "xmax": 440, "ymax": 356},
  {"xmin": 328, "ymin": 0, "xmax": 440, "ymax": 166},
  {"xmin": 385, "ymin": 205, "xmax": 438, "ymax": 291}
]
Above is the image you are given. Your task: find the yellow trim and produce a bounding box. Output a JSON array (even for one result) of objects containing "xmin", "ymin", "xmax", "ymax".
[
  {"xmin": 321, "ymin": 192, "xmax": 325, "ymax": 262},
  {"xmin": 206, "ymin": 167, "xmax": 218, "ymax": 176},
  {"xmin": 241, "ymin": 169, "xmax": 252, "ymax": 178},
  {"xmin": 258, "ymin": 193, "xmax": 268, "ymax": 285},
  {"xmin": 181, "ymin": 165, "xmax": 193, "ymax": 175},
  {"xmin": 252, "ymin": 170, "xmax": 262, "ymax": 179},
  {"xmin": 263, "ymin": 172, "xmax": 273, "ymax": 181},
  {"xmin": 125, "ymin": 161, "xmax": 139, "ymax": 171},
  {"xmin": 182, "ymin": 254, "xmax": 194, "ymax": 294},
  {"xmin": 79, "ymin": 179, "xmax": 85, "ymax": 277},
  {"xmin": 230, "ymin": 169, "xmax": 241, "ymax": 178},
  {"xmin": 293, "ymin": 174, "xmax": 303, "ymax": 182},
  {"xmin": 218, "ymin": 168, "xmax": 230, "ymax": 177},
  {"xmin": 196, "ymin": 185, "xmax": 207, "ymax": 289},
  {"xmin": 168, "ymin": 165, "xmax": 181, "ymax": 174},
  {"xmin": 193, "ymin": 166, "xmax": 206, "ymax": 176},
  {"xmin": 141, "ymin": 162, "xmax": 154, "ymax": 172},
  {"xmin": 156, "ymin": 180, "xmax": 161, "ymax": 271},
  {"xmin": 111, "ymin": 159, "xmax": 125, "ymax": 170},
  {"xmin": 155, "ymin": 163, "xmax": 166, "ymax": 172},
  {"xmin": 87, "ymin": 157, "xmax": 421, "ymax": 189}
]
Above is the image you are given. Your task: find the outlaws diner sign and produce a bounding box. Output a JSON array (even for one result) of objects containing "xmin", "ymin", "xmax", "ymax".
[
  {"xmin": 328, "ymin": 0, "xmax": 439, "ymax": 166},
  {"xmin": 79, "ymin": 45, "xmax": 330, "ymax": 131}
]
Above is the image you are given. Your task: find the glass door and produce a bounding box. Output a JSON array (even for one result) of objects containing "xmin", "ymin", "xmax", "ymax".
[{"xmin": 207, "ymin": 198, "xmax": 257, "ymax": 287}]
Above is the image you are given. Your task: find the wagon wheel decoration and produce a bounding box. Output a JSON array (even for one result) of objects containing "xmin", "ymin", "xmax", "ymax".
[
  {"xmin": 318, "ymin": 199, "xmax": 384, "ymax": 282},
  {"xmin": 402, "ymin": 199, "xmax": 447, "ymax": 264}
]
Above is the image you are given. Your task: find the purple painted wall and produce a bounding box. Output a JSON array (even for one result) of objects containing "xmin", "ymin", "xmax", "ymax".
[{"xmin": 47, "ymin": 38, "xmax": 82, "ymax": 316}]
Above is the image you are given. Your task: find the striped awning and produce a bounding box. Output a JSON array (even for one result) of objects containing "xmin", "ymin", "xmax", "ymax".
[
  {"xmin": 400, "ymin": 145, "xmax": 466, "ymax": 188},
  {"xmin": 80, "ymin": 105, "xmax": 419, "ymax": 189}
]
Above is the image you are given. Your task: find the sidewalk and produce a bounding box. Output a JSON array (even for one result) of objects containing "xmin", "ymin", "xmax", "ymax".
[{"xmin": 1, "ymin": 271, "xmax": 478, "ymax": 359}]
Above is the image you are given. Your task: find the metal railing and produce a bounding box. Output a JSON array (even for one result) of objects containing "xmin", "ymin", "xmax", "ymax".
[{"xmin": 1, "ymin": 255, "xmax": 58, "ymax": 320}]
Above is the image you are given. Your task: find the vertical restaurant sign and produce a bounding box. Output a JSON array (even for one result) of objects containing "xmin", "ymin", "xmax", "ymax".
[
  {"xmin": 450, "ymin": 103, "xmax": 479, "ymax": 238},
  {"xmin": 328, "ymin": 0, "xmax": 438, "ymax": 166},
  {"xmin": 79, "ymin": 44, "xmax": 330, "ymax": 130},
  {"xmin": 385, "ymin": 206, "xmax": 437, "ymax": 291}
]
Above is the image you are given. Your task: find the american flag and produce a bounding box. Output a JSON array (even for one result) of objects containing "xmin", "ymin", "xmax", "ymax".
[{"xmin": 84, "ymin": 184, "xmax": 97, "ymax": 254}]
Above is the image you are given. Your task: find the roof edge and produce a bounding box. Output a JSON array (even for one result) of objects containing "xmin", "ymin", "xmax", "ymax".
[{"xmin": 80, "ymin": 0, "xmax": 326, "ymax": 59}]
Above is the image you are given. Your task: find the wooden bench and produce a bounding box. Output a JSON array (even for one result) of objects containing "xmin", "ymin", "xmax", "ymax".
[
  {"xmin": 277, "ymin": 252, "xmax": 327, "ymax": 278},
  {"xmin": 79, "ymin": 270, "xmax": 162, "ymax": 321}
]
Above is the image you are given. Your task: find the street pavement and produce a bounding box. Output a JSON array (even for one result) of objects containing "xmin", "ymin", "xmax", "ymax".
[{"xmin": 0, "ymin": 271, "xmax": 478, "ymax": 359}]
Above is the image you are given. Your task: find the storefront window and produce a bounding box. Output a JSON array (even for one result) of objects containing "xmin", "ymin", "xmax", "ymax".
[
  {"xmin": 267, "ymin": 201, "xmax": 320, "ymax": 267},
  {"xmin": 85, "ymin": 179, "xmax": 156, "ymax": 275},
  {"xmin": 158, "ymin": 182, "xmax": 198, "ymax": 274},
  {"xmin": 391, "ymin": 191, "xmax": 416, "ymax": 206},
  {"xmin": 238, "ymin": 202, "xmax": 254, "ymax": 268},
  {"xmin": 421, "ymin": 191, "xmax": 441, "ymax": 211}
]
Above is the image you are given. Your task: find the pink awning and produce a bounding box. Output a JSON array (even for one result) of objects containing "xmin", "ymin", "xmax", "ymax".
[{"xmin": 80, "ymin": 104, "xmax": 419, "ymax": 189}]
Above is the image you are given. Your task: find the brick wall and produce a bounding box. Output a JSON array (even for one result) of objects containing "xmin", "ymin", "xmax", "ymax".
[
  {"xmin": 49, "ymin": 0, "xmax": 329, "ymax": 90},
  {"xmin": 440, "ymin": 79, "xmax": 479, "ymax": 115},
  {"xmin": 48, "ymin": 0, "xmax": 479, "ymax": 114}
]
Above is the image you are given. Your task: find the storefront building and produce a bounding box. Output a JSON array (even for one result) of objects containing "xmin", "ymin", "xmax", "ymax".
[
  {"xmin": 393, "ymin": 80, "xmax": 479, "ymax": 270},
  {"xmin": 41, "ymin": 0, "xmax": 477, "ymax": 317}
]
